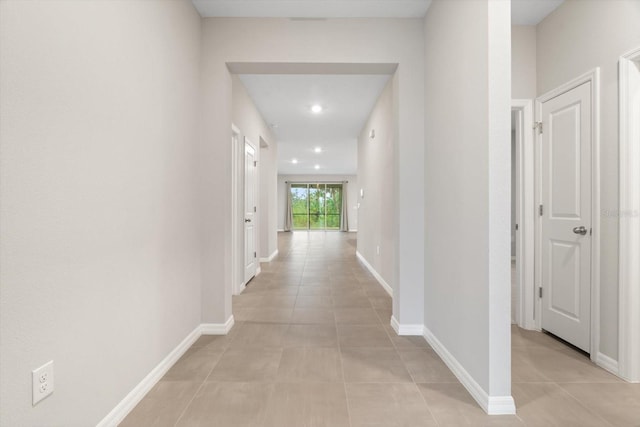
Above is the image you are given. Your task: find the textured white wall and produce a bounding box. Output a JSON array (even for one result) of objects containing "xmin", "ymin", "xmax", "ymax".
[
  {"xmin": 536, "ymin": 0, "xmax": 640, "ymax": 361},
  {"xmin": 357, "ymin": 80, "xmax": 395, "ymax": 289},
  {"xmin": 511, "ymin": 25, "xmax": 537, "ymax": 99},
  {"xmin": 424, "ymin": 0, "xmax": 512, "ymax": 401},
  {"xmin": 0, "ymin": 0, "xmax": 203, "ymax": 425},
  {"xmin": 277, "ymin": 174, "xmax": 358, "ymax": 232},
  {"xmin": 262, "ymin": 141, "xmax": 279, "ymax": 258}
]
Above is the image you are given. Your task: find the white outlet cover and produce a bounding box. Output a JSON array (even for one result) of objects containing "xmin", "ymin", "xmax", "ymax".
[{"xmin": 32, "ymin": 360, "xmax": 54, "ymax": 405}]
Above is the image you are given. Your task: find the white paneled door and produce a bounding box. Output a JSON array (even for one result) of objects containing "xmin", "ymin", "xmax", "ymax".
[
  {"xmin": 244, "ymin": 140, "xmax": 257, "ymax": 283},
  {"xmin": 540, "ymin": 81, "xmax": 592, "ymax": 353}
]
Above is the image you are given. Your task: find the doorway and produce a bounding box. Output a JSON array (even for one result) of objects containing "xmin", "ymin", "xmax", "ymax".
[
  {"xmin": 290, "ymin": 182, "xmax": 344, "ymax": 231},
  {"xmin": 535, "ymin": 69, "xmax": 600, "ymax": 356},
  {"xmin": 512, "ymin": 100, "xmax": 535, "ymax": 330}
]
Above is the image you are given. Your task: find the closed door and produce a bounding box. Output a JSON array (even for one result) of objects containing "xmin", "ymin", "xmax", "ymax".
[
  {"xmin": 539, "ymin": 81, "xmax": 592, "ymax": 352},
  {"xmin": 244, "ymin": 141, "xmax": 257, "ymax": 283}
]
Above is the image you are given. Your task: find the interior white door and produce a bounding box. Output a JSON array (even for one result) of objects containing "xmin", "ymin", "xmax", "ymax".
[
  {"xmin": 244, "ymin": 140, "xmax": 257, "ymax": 283},
  {"xmin": 540, "ymin": 81, "xmax": 592, "ymax": 352}
]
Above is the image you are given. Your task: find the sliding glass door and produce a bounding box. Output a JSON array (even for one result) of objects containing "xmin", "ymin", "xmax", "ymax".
[{"xmin": 290, "ymin": 183, "xmax": 343, "ymax": 230}]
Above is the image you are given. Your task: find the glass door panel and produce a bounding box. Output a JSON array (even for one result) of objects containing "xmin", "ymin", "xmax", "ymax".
[
  {"xmin": 291, "ymin": 184, "xmax": 309, "ymax": 229},
  {"xmin": 290, "ymin": 182, "xmax": 342, "ymax": 230},
  {"xmin": 325, "ymin": 184, "xmax": 342, "ymax": 230},
  {"xmin": 309, "ymin": 184, "xmax": 325, "ymax": 230}
]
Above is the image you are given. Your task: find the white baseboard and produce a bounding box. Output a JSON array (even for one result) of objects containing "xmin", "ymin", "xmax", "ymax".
[
  {"xmin": 596, "ymin": 352, "xmax": 619, "ymax": 376},
  {"xmin": 348, "ymin": 229, "xmax": 358, "ymax": 232},
  {"xmin": 277, "ymin": 229, "xmax": 285, "ymax": 232},
  {"xmin": 97, "ymin": 317, "xmax": 235, "ymax": 426},
  {"xmin": 423, "ymin": 327, "xmax": 516, "ymax": 415},
  {"xmin": 355, "ymin": 251, "xmax": 393, "ymax": 297},
  {"xmin": 96, "ymin": 325, "xmax": 202, "ymax": 427},
  {"xmin": 201, "ymin": 316, "xmax": 235, "ymax": 335},
  {"xmin": 256, "ymin": 266, "xmax": 262, "ymax": 276},
  {"xmin": 236, "ymin": 281, "xmax": 246, "ymax": 295},
  {"xmin": 390, "ymin": 316, "xmax": 424, "ymax": 336},
  {"xmin": 260, "ymin": 249, "xmax": 279, "ymax": 263}
]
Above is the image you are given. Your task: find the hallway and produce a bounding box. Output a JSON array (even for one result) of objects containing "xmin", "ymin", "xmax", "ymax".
[{"xmin": 122, "ymin": 232, "xmax": 638, "ymax": 427}]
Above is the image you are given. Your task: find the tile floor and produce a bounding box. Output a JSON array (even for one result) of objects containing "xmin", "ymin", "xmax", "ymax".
[{"xmin": 121, "ymin": 232, "xmax": 640, "ymax": 427}]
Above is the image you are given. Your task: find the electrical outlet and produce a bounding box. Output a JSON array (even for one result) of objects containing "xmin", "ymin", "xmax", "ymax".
[{"xmin": 32, "ymin": 361, "xmax": 54, "ymax": 405}]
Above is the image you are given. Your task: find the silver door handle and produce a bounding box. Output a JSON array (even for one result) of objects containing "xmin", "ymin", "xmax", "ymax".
[
  {"xmin": 245, "ymin": 218, "xmax": 251, "ymax": 223},
  {"xmin": 573, "ymin": 226, "xmax": 587, "ymax": 235}
]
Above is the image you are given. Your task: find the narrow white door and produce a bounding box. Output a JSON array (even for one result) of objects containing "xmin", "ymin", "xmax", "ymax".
[
  {"xmin": 244, "ymin": 141, "xmax": 257, "ymax": 283},
  {"xmin": 540, "ymin": 81, "xmax": 592, "ymax": 352}
]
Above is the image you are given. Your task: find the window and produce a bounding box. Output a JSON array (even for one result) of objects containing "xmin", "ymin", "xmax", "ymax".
[{"xmin": 291, "ymin": 183, "xmax": 343, "ymax": 230}]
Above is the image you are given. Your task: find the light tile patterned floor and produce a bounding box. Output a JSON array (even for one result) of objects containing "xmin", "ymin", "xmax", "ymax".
[{"xmin": 121, "ymin": 232, "xmax": 640, "ymax": 427}]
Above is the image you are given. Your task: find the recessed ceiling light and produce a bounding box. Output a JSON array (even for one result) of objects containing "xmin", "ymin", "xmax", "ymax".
[
  {"xmin": 314, "ymin": 164, "xmax": 320, "ymax": 170},
  {"xmin": 311, "ymin": 104, "xmax": 323, "ymax": 114},
  {"xmin": 292, "ymin": 158, "xmax": 298, "ymax": 164},
  {"xmin": 314, "ymin": 147, "xmax": 322, "ymax": 153}
]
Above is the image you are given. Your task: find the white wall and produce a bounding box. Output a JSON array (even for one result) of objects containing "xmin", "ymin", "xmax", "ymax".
[
  {"xmin": 511, "ymin": 122, "xmax": 516, "ymax": 258},
  {"xmin": 536, "ymin": 0, "xmax": 640, "ymax": 361},
  {"xmin": 200, "ymin": 17, "xmax": 426, "ymax": 327},
  {"xmin": 511, "ymin": 25, "xmax": 537, "ymax": 99},
  {"xmin": 231, "ymin": 75, "xmax": 278, "ymax": 260},
  {"xmin": 277, "ymin": 175, "xmax": 358, "ymax": 232},
  {"xmin": 262, "ymin": 141, "xmax": 279, "ymax": 259},
  {"xmin": 424, "ymin": 0, "xmax": 512, "ymax": 409},
  {"xmin": 357, "ymin": 80, "xmax": 395, "ymax": 288},
  {"xmin": 0, "ymin": 0, "xmax": 202, "ymax": 425}
]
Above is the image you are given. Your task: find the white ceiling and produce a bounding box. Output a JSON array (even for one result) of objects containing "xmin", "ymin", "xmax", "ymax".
[
  {"xmin": 511, "ymin": 0, "xmax": 564, "ymax": 25},
  {"xmin": 193, "ymin": 0, "xmax": 564, "ymax": 24},
  {"xmin": 238, "ymin": 74, "xmax": 391, "ymax": 175},
  {"xmin": 219, "ymin": 1, "xmax": 563, "ymax": 175}
]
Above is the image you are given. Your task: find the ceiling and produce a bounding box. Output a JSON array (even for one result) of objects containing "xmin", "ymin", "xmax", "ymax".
[
  {"xmin": 511, "ymin": 0, "xmax": 564, "ymax": 25},
  {"xmin": 192, "ymin": 0, "xmax": 432, "ymax": 19},
  {"xmin": 217, "ymin": 1, "xmax": 563, "ymax": 175},
  {"xmin": 238, "ymin": 74, "xmax": 391, "ymax": 175},
  {"xmin": 193, "ymin": 0, "xmax": 564, "ymax": 24}
]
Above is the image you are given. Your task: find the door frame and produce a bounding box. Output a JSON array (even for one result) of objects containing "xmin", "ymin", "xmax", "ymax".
[
  {"xmin": 619, "ymin": 46, "xmax": 640, "ymax": 382},
  {"xmin": 231, "ymin": 124, "xmax": 244, "ymax": 295},
  {"xmin": 534, "ymin": 68, "xmax": 601, "ymax": 363},
  {"xmin": 511, "ymin": 100, "xmax": 536, "ymax": 330}
]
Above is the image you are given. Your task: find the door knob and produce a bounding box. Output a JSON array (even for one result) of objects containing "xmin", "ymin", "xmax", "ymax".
[
  {"xmin": 245, "ymin": 218, "xmax": 251, "ymax": 223},
  {"xmin": 572, "ymin": 226, "xmax": 587, "ymax": 235}
]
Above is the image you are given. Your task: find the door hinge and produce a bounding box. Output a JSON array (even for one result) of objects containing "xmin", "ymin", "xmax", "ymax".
[
  {"xmin": 539, "ymin": 204, "xmax": 544, "ymax": 216},
  {"xmin": 539, "ymin": 287, "xmax": 543, "ymax": 298},
  {"xmin": 534, "ymin": 121, "xmax": 543, "ymax": 134},
  {"xmin": 254, "ymin": 161, "xmax": 257, "ymax": 167},
  {"xmin": 254, "ymin": 206, "xmax": 257, "ymax": 213},
  {"xmin": 515, "ymin": 223, "xmax": 519, "ymax": 231},
  {"xmin": 254, "ymin": 251, "xmax": 257, "ymax": 258}
]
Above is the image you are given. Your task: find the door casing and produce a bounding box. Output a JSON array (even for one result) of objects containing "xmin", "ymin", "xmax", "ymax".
[
  {"xmin": 231, "ymin": 124, "xmax": 243, "ymax": 295},
  {"xmin": 619, "ymin": 46, "xmax": 640, "ymax": 382}
]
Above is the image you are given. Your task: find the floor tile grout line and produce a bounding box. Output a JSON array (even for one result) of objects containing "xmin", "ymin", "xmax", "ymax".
[
  {"xmin": 338, "ymin": 327, "xmax": 354, "ymax": 427},
  {"xmin": 172, "ymin": 331, "xmax": 238, "ymax": 427},
  {"xmin": 552, "ymin": 382, "xmax": 618, "ymax": 427},
  {"xmin": 413, "ymin": 382, "xmax": 443, "ymax": 427}
]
